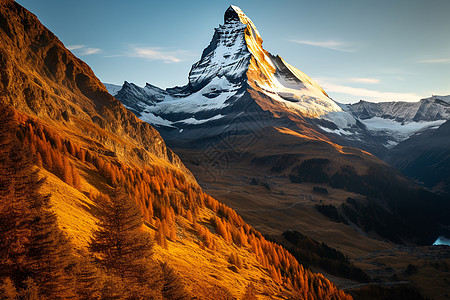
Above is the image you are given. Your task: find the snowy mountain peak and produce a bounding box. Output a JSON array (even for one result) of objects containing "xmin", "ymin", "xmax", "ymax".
[
  {"xmin": 224, "ymin": 5, "xmax": 241, "ymax": 23},
  {"xmin": 184, "ymin": 5, "xmax": 350, "ymax": 122},
  {"xmin": 112, "ymin": 5, "xmax": 360, "ymax": 138},
  {"xmin": 225, "ymin": 5, "xmax": 263, "ymax": 43},
  {"xmin": 186, "ymin": 6, "xmax": 253, "ymax": 93}
]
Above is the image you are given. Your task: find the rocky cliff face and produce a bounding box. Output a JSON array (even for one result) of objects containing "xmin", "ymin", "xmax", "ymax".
[
  {"xmin": 0, "ymin": 0, "xmax": 191, "ymax": 175},
  {"xmin": 185, "ymin": 6, "xmax": 251, "ymax": 94}
]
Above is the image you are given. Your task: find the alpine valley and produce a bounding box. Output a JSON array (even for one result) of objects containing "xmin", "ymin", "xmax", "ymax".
[
  {"xmin": 109, "ymin": 5, "xmax": 450, "ymax": 299},
  {"xmin": 1, "ymin": 1, "xmax": 449, "ymax": 300}
]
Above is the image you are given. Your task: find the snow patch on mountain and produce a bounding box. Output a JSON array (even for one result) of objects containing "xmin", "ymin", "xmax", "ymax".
[
  {"xmin": 362, "ymin": 117, "xmax": 446, "ymax": 147},
  {"xmin": 318, "ymin": 126, "xmax": 354, "ymax": 136},
  {"xmin": 152, "ymin": 78, "xmax": 240, "ymax": 115},
  {"xmin": 139, "ymin": 112, "xmax": 175, "ymax": 128},
  {"xmin": 178, "ymin": 114, "xmax": 225, "ymax": 125}
]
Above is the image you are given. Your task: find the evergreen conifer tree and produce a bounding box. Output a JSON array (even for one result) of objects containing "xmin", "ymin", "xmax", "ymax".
[{"xmin": 0, "ymin": 105, "xmax": 75, "ymax": 298}]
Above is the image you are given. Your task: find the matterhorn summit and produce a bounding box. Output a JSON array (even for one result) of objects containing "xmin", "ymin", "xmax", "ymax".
[{"xmin": 111, "ymin": 5, "xmax": 365, "ymax": 146}]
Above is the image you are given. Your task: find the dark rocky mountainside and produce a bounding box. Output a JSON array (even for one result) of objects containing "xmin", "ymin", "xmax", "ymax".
[{"xmin": 388, "ymin": 119, "xmax": 450, "ymax": 195}]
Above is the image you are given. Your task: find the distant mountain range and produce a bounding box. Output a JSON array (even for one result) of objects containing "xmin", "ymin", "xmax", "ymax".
[{"xmin": 342, "ymin": 95, "xmax": 450, "ymax": 147}]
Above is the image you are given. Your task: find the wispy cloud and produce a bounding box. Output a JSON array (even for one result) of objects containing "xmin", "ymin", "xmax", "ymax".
[
  {"xmin": 416, "ymin": 58, "xmax": 450, "ymax": 64},
  {"xmin": 81, "ymin": 48, "xmax": 101, "ymax": 55},
  {"xmin": 348, "ymin": 78, "xmax": 380, "ymax": 84},
  {"xmin": 317, "ymin": 81, "xmax": 421, "ymax": 102},
  {"xmin": 130, "ymin": 47, "xmax": 186, "ymax": 63},
  {"xmin": 290, "ymin": 39, "xmax": 354, "ymax": 52},
  {"xmin": 67, "ymin": 44, "xmax": 85, "ymax": 51},
  {"xmin": 67, "ymin": 44, "xmax": 101, "ymax": 56}
]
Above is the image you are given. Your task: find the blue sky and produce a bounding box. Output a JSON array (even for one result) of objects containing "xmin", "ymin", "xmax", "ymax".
[{"xmin": 17, "ymin": 0, "xmax": 450, "ymax": 103}]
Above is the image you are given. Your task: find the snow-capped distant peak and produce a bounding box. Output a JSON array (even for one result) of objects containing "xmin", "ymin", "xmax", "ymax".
[{"xmin": 342, "ymin": 95, "xmax": 450, "ymax": 147}]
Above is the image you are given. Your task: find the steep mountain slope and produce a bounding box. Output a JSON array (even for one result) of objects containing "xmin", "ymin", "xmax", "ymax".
[
  {"xmin": 0, "ymin": 1, "xmax": 352, "ymax": 298},
  {"xmin": 0, "ymin": 0, "xmax": 187, "ymax": 173},
  {"xmin": 342, "ymin": 95, "xmax": 450, "ymax": 148}
]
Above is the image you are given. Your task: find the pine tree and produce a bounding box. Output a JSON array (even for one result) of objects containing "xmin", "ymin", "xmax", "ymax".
[
  {"xmin": 62, "ymin": 156, "xmax": 73, "ymax": 185},
  {"xmin": 27, "ymin": 216, "xmax": 76, "ymax": 298},
  {"xmin": 155, "ymin": 219, "xmax": 168, "ymax": 248},
  {"xmin": 186, "ymin": 210, "xmax": 193, "ymax": 223},
  {"xmin": 89, "ymin": 188, "xmax": 154, "ymax": 280},
  {"xmin": 0, "ymin": 105, "xmax": 75, "ymax": 298},
  {"xmin": 73, "ymin": 256, "xmax": 102, "ymax": 300},
  {"xmin": 21, "ymin": 277, "xmax": 39, "ymax": 300},
  {"xmin": 0, "ymin": 108, "xmax": 35, "ymax": 285},
  {"xmin": 160, "ymin": 262, "xmax": 189, "ymax": 300},
  {"xmin": 72, "ymin": 166, "xmax": 81, "ymax": 189}
]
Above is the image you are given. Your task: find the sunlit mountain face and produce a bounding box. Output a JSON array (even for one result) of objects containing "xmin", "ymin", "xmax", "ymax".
[{"xmin": 111, "ymin": 5, "xmax": 450, "ymax": 300}]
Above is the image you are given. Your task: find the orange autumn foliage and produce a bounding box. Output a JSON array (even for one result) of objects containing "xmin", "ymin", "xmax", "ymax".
[{"xmin": 16, "ymin": 117, "xmax": 350, "ymax": 300}]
